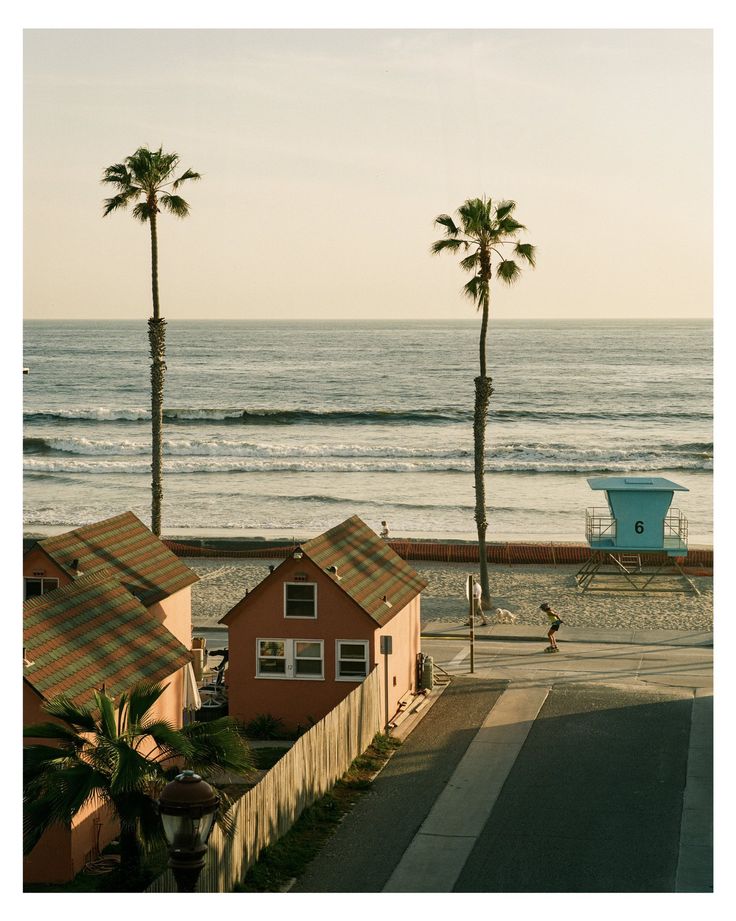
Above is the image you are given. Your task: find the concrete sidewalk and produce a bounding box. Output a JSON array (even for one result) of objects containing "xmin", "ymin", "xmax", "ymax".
[{"xmin": 422, "ymin": 620, "xmax": 713, "ymax": 647}]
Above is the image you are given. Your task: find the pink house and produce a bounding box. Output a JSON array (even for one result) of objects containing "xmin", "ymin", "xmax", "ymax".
[
  {"xmin": 22, "ymin": 513, "xmax": 199, "ymax": 884},
  {"xmin": 221, "ymin": 516, "xmax": 427, "ymax": 733}
]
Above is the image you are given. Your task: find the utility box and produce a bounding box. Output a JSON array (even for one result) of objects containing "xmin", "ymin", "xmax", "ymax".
[
  {"xmin": 585, "ymin": 476, "xmax": 689, "ymax": 557},
  {"xmin": 421, "ymin": 655, "xmax": 434, "ymax": 691}
]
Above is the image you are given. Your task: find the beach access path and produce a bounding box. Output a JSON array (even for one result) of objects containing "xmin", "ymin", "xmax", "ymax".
[{"xmin": 290, "ymin": 624, "xmax": 712, "ymax": 894}]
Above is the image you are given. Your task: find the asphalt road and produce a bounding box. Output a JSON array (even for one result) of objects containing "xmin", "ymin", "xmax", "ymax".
[
  {"xmin": 454, "ymin": 683, "xmax": 693, "ymax": 892},
  {"xmin": 292, "ymin": 678, "xmax": 506, "ymax": 892},
  {"xmin": 291, "ymin": 668, "xmax": 705, "ymax": 892}
]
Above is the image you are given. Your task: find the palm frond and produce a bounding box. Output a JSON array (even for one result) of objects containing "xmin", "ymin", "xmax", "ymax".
[
  {"xmin": 41, "ymin": 695, "xmax": 98, "ymax": 732},
  {"xmin": 493, "ymin": 200, "xmax": 515, "ymax": 221},
  {"xmin": 108, "ymin": 741, "xmax": 160, "ymax": 794},
  {"xmin": 433, "ymin": 214, "xmax": 459, "ymax": 236},
  {"xmin": 101, "ymin": 163, "xmax": 133, "ymax": 189},
  {"xmin": 460, "ymin": 251, "xmax": 480, "ymax": 272},
  {"xmin": 180, "ymin": 717, "xmax": 254, "ymax": 776},
  {"xmin": 463, "ymin": 275, "xmax": 481, "ymax": 303},
  {"xmin": 137, "ymin": 719, "xmax": 188, "ymax": 760},
  {"xmin": 172, "ymin": 168, "xmax": 202, "ymax": 189},
  {"xmin": 514, "ymin": 242, "xmax": 536, "ymax": 267},
  {"xmin": 159, "ymin": 193, "xmax": 190, "ymax": 218},
  {"xmin": 497, "ymin": 259, "xmax": 522, "ymax": 284},
  {"xmin": 457, "ymin": 198, "xmax": 489, "ymax": 236},
  {"xmin": 430, "ymin": 238, "xmax": 465, "ymax": 255},
  {"xmin": 125, "ymin": 682, "xmax": 167, "ymax": 729},
  {"xmin": 132, "ymin": 201, "xmax": 152, "ymax": 223},
  {"xmin": 102, "ymin": 190, "xmax": 139, "ymax": 217},
  {"xmin": 94, "ymin": 690, "xmax": 118, "ymax": 740},
  {"xmin": 23, "ymin": 721, "xmax": 86, "ymax": 748},
  {"xmin": 497, "ymin": 216, "xmax": 526, "ymax": 236}
]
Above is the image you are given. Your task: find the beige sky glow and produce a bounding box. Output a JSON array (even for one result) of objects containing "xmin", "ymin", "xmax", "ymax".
[{"xmin": 23, "ymin": 28, "xmax": 712, "ymax": 321}]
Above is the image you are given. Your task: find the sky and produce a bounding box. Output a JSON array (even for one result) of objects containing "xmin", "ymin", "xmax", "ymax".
[{"xmin": 22, "ymin": 27, "xmax": 713, "ymax": 321}]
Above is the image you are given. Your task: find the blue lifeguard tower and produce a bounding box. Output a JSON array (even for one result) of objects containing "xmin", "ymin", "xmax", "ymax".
[{"xmin": 576, "ymin": 476, "xmax": 699, "ymax": 593}]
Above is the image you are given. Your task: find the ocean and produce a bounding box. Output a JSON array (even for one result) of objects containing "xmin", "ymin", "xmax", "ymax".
[{"xmin": 22, "ymin": 319, "xmax": 713, "ymax": 544}]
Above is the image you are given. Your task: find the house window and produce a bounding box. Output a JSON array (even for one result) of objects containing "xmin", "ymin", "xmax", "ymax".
[
  {"xmin": 257, "ymin": 639, "xmax": 324, "ymax": 680},
  {"xmin": 336, "ymin": 640, "xmax": 370, "ymax": 680},
  {"xmin": 294, "ymin": 641, "xmax": 323, "ymax": 677},
  {"xmin": 24, "ymin": 578, "xmax": 59, "ymax": 600},
  {"xmin": 257, "ymin": 640, "xmax": 286, "ymax": 676},
  {"xmin": 284, "ymin": 582, "xmax": 317, "ymax": 618}
]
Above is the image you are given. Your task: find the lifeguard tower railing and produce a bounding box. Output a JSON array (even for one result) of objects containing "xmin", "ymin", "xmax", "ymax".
[{"xmin": 585, "ymin": 507, "xmax": 688, "ymax": 554}]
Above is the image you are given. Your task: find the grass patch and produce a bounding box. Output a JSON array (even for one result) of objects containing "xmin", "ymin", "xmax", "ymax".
[
  {"xmin": 251, "ymin": 746, "xmax": 289, "ymax": 771},
  {"xmin": 235, "ymin": 733, "xmax": 401, "ymax": 892}
]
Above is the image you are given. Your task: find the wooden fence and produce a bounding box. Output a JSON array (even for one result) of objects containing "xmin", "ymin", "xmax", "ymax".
[
  {"xmin": 147, "ymin": 665, "xmax": 383, "ymax": 893},
  {"xmin": 164, "ymin": 538, "xmax": 712, "ymax": 569}
]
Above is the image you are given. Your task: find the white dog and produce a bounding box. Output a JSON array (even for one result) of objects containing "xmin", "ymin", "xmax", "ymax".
[{"xmin": 494, "ymin": 607, "xmax": 517, "ymax": 624}]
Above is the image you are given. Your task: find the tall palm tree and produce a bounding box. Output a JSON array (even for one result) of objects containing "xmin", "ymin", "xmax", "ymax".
[
  {"xmin": 102, "ymin": 147, "xmax": 201, "ymax": 535},
  {"xmin": 432, "ymin": 198, "xmax": 535, "ymax": 604},
  {"xmin": 23, "ymin": 682, "xmax": 252, "ymax": 880}
]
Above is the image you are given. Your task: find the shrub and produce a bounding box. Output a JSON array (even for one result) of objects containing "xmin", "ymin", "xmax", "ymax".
[{"xmin": 246, "ymin": 713, "xmax": 285, "ymax": 740}]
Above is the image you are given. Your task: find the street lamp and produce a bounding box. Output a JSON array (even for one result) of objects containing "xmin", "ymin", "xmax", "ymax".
[{"xmin": 158, "ymin": 770, "xmax": 220, "ymax": 892}]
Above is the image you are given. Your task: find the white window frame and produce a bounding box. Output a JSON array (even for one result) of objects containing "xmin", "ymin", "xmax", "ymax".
[
  {"xmin": 256, "ymin": 638, "xmax": 324, "ymax": 680},
  {"xmin": 24, "ymin": 577, "xmax": 59, "ymax": 600},
  {"xmin": 335, "ymin": 639, "xmax": 370, "ymax": 681},
  {"xmin": 283, "ymin": 581, "xmax": 318, "ymax": 619}
]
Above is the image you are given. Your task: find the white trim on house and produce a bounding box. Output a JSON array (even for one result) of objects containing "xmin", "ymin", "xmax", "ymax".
[
  {"xmin": 256, "ymin": 638, "xmax": 325, "ymax": 680},
  {"xmin": 24, "ymin": 577, "xmax": 60, "ymax": 600},
  {"xmin": 335, "ymin": 639, "xmax": 370, "ymax": 681},
  {"xmin": 283, "ymin": 581, "xmax": 318, "ymax": 618}
]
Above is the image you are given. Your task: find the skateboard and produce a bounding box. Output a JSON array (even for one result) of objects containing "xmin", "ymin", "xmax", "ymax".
[{"xmin": 544, "ymin": 645, "xmax": 559, "ymax": 653}]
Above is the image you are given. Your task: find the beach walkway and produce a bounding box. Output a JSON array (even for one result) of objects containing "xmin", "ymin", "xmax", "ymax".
[{"xmin": 291, "ymin": 627, "xmax": 712, "ymax": 893}]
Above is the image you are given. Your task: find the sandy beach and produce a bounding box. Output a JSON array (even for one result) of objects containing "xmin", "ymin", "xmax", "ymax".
[{"xmin": 187, "ymin": 557, "xmax": 713, "ymax": 632}]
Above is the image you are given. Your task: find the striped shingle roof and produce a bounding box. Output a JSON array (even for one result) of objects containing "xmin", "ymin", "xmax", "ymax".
[
  {"xmin": 24, "ymin": 570, "xmax": 191, "ymax": 705},
  {"xmin": 301, "ymin": 515, "xmax": 427, "ymax": 627},
  {"xmin": 36, "ymin": 512, "xmax": 198, "ymax": 607}
]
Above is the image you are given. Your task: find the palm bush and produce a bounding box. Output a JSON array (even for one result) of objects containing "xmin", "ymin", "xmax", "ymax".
[{"xmin": 24, "ymin": 682, "xmax": 253, "ymax": 878}]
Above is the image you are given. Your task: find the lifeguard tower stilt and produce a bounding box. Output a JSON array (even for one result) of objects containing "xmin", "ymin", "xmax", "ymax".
[{"xmin": 576, "ymin": 476, "xmax": 700, "ymax": 595}]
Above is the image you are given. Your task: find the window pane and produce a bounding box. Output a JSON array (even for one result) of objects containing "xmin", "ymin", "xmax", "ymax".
[
  {"xmin": 259, "ymin": 641, "xmax": 284, "ymax": 657},
  {"xmin": 25, "ymin": 580, "xmax": 42, "ymax": 599},
  {"xmin": 258, "ymin": 658, "xmax": 286, "ymax": 675},
  {"xmin": 296, "ymin": 642, "xmax": 321, "ymax": 658},
  {"xmin": 285, "ymin": 584, "xmax": 316, "ymax": 617},
  {"xmin": 42, "ymin": 579, "xmax": 59, "ymax": 593},
  {"xmin": 286, "ymin": 599, "xmax": 316, "ymax": 617},
  {"xmin": 339, "ymin": 660, "xmax": 367, "ymax": 677},
  {"xmin": 295, "ymin": 658, "xmax": 322, "ymax": 676},
  {"xmin": 287, "ymin": 584, "xmax": 315, "ymax": 602},
  {"xmin": 339, "ymin": 643, "xmax": 366, "ymax": 660}
]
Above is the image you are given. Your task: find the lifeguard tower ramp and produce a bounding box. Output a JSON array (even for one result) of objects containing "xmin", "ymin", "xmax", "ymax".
[{"xmin": 576, "ymin": 476, "xmax": 699, "ymax": 594}]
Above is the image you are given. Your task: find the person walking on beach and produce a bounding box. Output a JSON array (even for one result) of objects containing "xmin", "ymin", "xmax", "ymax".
[
  {"xmin": 467, "ymin": 576, "xmax": 488, "ymax": 626},
  {"xmin": 380, "ymin": 520, "xmax": 390, "ymax": 539},
  {"xmin": 540, "ymin": 601, "xmax": 562, "ymax": 652}
]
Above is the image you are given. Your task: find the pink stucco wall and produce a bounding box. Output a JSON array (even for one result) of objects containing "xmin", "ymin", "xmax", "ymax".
[
  {"xmin": 224, "ymin": 557, "xmax": 421, "ymax": 732},
  {"xmin": 22, "ymin": 582, "xmax": 193, "ymax": 885},
  {"xmin": 23, "ymin": 683, "xmax": 119, "ymax": 884}
]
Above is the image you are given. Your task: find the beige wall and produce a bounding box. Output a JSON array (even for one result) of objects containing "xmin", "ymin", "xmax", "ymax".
[
  {"xmin": 147, "ymin": 588, "xmax": 193, "ymax": 728},
  {"xmin": 374, "ymin": 594, "xmax": 422, "ymax": 722},
  {"xmin": 225, "ymin": 557, "xmax": 421, "ymax": 732}
]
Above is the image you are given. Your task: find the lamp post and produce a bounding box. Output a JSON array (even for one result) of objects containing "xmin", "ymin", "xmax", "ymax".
[{"xmin": 158, "ymin": 770, "xmax": 220, "ymax": 892}]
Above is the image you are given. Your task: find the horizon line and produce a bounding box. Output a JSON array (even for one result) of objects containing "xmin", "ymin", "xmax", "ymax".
[{"xmin": 23, "ymin": 315, "xmax": 712, "ymax": 323}]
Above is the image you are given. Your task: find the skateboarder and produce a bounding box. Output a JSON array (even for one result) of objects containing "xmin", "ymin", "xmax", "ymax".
[{"xmin": 540, "ymin": 601, "xmax": 562, "ymax": 652}]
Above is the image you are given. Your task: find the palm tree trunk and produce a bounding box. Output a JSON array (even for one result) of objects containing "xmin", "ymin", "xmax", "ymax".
[
  {"xmin": 118, "ymin": 819, "xmax": 142, "ymax": 880},
  {"xmin": 474, "ymin": 374, "xmax": 493, "ymax": 602},
  {"xmin": 148, "ymin": 211, "xmax": 165, "ymax": 536}
]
